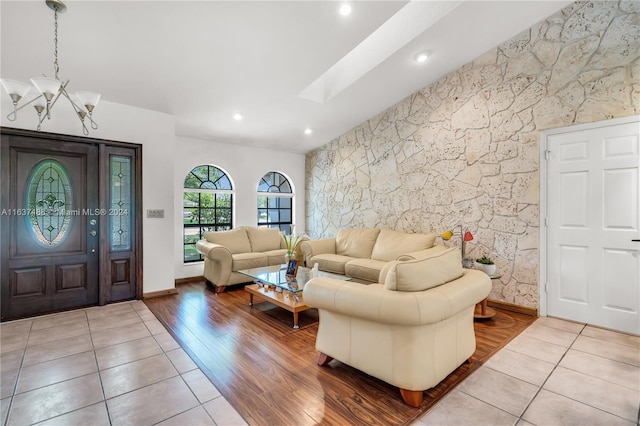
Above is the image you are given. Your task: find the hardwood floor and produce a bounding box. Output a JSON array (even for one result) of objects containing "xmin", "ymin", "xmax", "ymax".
[{"xmin": 145, "ymin": 281, "xmax": 536, "ymax": 426}]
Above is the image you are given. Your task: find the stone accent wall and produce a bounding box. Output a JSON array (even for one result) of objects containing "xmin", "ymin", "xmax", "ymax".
[{"xmin": 305, "ymin": 1, "xmax": 640, "ymax": 308}]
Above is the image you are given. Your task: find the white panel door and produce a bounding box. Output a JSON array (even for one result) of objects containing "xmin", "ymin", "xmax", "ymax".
[{"xmin": 546, "ymin": 119, "xmax": 640, "ymax": 335}]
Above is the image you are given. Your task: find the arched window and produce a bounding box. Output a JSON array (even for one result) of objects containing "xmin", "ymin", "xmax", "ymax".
[
  {"xmin": 183, "ymin": 165, "xmax": 233, "ymax": 262},
  {"xmin": 257, "ymin": 171, "xmax": 293, "ymax": 233}
]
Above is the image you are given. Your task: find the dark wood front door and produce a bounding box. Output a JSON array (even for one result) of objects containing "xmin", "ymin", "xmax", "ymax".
[
  {"xmin": 1, "ymin": 129, "xmax": 142, "ymax": 321},
  {"xmin": 1, "ymin": 135, "xmax": 99, "ymax": 319}
]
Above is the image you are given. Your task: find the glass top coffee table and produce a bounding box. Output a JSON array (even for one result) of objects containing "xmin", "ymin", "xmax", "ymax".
[{"xmin": 239, "ymin": 264, "xmax": 350, "ymax": 329}]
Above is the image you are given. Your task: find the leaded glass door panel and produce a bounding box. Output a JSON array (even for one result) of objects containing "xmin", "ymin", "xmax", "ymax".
[{"xmin": 1, "ymin": 134, "xmax": 99, "ymax": 319}]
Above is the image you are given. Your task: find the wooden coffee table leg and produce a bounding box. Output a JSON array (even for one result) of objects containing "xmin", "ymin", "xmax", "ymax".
[
  {"xmin": 248, "ymin": 294, "xmax": 254, "ymax": 306},
  {"xmin": 293, "ymin": 312, "xmax": 299, "ymax": 329}
]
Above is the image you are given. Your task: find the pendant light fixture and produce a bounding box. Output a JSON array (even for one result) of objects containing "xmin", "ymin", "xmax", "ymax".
[{"xmin": 1, "ymin": 0, "xmax": 101, "ymax": 135}]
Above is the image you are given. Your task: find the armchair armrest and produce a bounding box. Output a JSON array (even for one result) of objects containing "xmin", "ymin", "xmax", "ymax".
[
  {"xmin": 196, "ymin": 240, "xmax": 233, "ymax": 286},
  {"xmin": 300, "ymin": 238, "xmax": 336, "ymax": 262},
  {"xmin": 196, "ymin": 240, "xmax": 232, "ymax": 261},
  {"xmin": 303, "ymin": 270, "xmax": 490, "ymax": 327}
]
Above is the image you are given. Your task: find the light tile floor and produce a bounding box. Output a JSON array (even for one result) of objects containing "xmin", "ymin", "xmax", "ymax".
[
  {"xmin": 0, "ymin": 301, "xmax": 247, "ymax": 426},
  {"xmin": 416, "ymin": 316, "xmax": 640, "ymax": 426},
  {"xmin": 3, "ymin": 305, "xmax": 639, "ymax": 426}
]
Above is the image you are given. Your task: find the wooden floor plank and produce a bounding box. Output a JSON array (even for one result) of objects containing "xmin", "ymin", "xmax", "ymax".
[{"xmin": 145, "ymin": 281, "xmax": 536, "ymax": 426}]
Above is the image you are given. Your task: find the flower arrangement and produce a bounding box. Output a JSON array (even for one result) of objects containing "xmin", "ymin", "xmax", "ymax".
[{"xmin": 282, "ymin": 225, "xmax": 304, "ymax": 258}]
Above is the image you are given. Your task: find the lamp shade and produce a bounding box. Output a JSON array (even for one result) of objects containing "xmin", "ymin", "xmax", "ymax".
[
  {"xmin": 463, "ymin": 231, "xmax": 474, "ymax": 242},
  {"xmin": 441, "ymin": 230, "xmax": 453, "ymax": 240},
  {"xmin": 75, "ymin": 91, "xmax": 101, "ymax": 111},
  {"xmin": 0, "ymin": 79, "xmax": 32, "ymax": 100},
  {"xmin": 31, "ymin": 77, "xmax": 61, "ymax": 97}
]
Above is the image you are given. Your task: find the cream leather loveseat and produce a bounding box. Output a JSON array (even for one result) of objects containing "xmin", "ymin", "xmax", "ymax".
[
  {"xmin": 196, "ymin": 226, "xmax": 287, "ymax": 292},
  {"xmin": 300, "ymin": 228, "xmax": 437, "ymax": 282},
  {"xmin": 303, "ymin": 247, "xmax": 491, "ymax": 407}
]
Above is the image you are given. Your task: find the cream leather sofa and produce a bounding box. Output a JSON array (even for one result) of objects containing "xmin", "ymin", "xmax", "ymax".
[
  {"xmin": 300, "ymin": 228, "xmax": 437, "ymax": 282},
  {"xmin": 196, "ymin": 226, "xmax": 287, "ymax": 292},
  {"xmin": 303, "ymin": 247, "xmax": 491, "ymax": 407}
]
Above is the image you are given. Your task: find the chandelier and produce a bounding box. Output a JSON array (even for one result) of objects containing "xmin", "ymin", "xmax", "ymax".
[{"xmin": 1, "ymin": 0, "xmax": 101, "ymax": 135}]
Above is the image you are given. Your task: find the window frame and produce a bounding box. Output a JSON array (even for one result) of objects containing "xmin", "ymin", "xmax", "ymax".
[
  {"xmin": 257, "ymin": 171, "xmax": 294, "ymax": 233},
  {"xmin": 183, "ymin": 165, "xmax": 234, "ymax": 263}
]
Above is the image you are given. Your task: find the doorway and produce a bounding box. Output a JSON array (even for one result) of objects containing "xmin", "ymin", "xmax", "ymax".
[
  {"xmin": 541, "ymin": 116, "xmax": 640, "ymax": 335},
  {"xmin": 1, "ymin": 128, "xmax": 142, "ymax": 320}
]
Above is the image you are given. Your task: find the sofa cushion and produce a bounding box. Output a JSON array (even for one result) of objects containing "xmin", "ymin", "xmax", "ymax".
[
  {"xmin": 264, "ymin": 248, "xmax": 287, "ymax": 266},
  {"xmin": 232, "ymin": 252, "xmax": 269, "ymax": 271},
  {"xmin": 384, "ymin": 247, "xmax": 463, "ymax": 292},
  {"xmin": 205, "ymin": 227, "xmax": 251, "ymax": 254},
  {"xmin": 307, "ymin": 254, "xmax": 355, "ymax": 275},
  {"xmin": 371, "ymin": 229, "xmax": 437, "ymax": 261},
  {"xmin": 345, "ymin": 258, "xmax": 387, "ymax": 282},
  {"xmin": 246, "ymin": 226, "xmax": 283, "ymax": 252},
  {"xmin": 396, "ymin": 244, "xmax": 447, "ymax": 261},
  {"xmin": 336, "ymin": 228, "xmax": 380, "ymax": 258}
]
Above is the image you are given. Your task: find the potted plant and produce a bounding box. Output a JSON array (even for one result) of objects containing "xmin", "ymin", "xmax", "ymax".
[
  {"xmin": 282, "ymin": 225, "xmax": 304, "ymax": 262},
  {"xmin": 475, "ymin": 256, "xmax": 496, "ymax": 275}
]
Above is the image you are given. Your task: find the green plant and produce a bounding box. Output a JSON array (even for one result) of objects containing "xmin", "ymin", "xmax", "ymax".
[
  {"xmin": 476, "ymin": 256, "xmax": 494, "ymax": 265},
  {"xmin": 282, "ymin": 226, "xmax": 303, "ymax": 256}
]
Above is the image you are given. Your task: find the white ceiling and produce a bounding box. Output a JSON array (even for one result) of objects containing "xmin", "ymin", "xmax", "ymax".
[{"xmin": 1, "ymin": 0, "xmax": 572, "ymax": 154}]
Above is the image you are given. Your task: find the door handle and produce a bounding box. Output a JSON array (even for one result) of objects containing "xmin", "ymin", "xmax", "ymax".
[
  {"xmin": 90, "ymin": 230, "xmax": 97, "ymax": 236},
  {"xmin": 633, "ymin": 239, "xmax": 640, "ymax": 242}
]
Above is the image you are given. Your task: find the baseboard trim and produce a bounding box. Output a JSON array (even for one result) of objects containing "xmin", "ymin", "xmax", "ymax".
[
  {"xmin": 143, "ymin": 288, "xmax": 179, "ymax": 299},
  {"xmin": 487, "ymin": 300, "xmax": 538, "ymax": 316},
  {"xmin": 175, "ymin": 276, "xmax": 204, "ymax": 285}
]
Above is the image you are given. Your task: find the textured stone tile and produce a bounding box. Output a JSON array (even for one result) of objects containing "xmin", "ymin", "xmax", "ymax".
[
  {"xmin": 560, "ymin": 349, "xmax": 640, "ymax": 391},
  {"xmin": 100, "ymin": 353, "xmax": 178, "ymax": 399},
  {"xmin": 0, "ymin": 397, "xmax": 10, "ymax": 426},
  {"xmin": 0, "ymin": 369, "xmax": 18, "ymax": 399},
  {"xmin": 94, "ymin": 336, "xmax": 162, "ymax": 370},
  {"xmin": 88, "ymin": 310, "xmax": 142, "ymax": 333},
  {"xmin": 419, "ymin": 389, "xmax": 517, "ymax": 426},
  {"xmin": 457, "ymin": 366, "xmax": 539, "ymax": 417},
  {"xmin": 107, "ymin": 376, "xmax": 199, "ymax": 426},
  {"xmin": 0, "ymin": 333, "xmax": 28, "ymax": 354},
  {"xmin": 15, "ymin": 351, "xmax": 97, "ymax": 394},
  {"xmin": 90, "ymin": 322, "xmax": 151, "ymax": 349},
  {"xmin": 144, "ymin": 318, "xmax": 168, "ymax": 335},
  {"xmin": 26, "ymin": 321, "xmax": 90, "ymax": 347},
  {"xmin": 182, "ymin": 369, "xmax": 221, "ymax": 403},
  {"xmin": 518, "ymin": 323, "xmax": 578, "ymax": 347},
  {"xmin": 31, "ymin": 310, "xmax": 87, "ymax": 331},
  {"xmin": 0, "ymin": 350, "xmax": 24, "ymax": 373},
  {"xmin": 36, "ymin": 402, "xmax": 110, "ymax": 426},
  {"xmin": 581, "ymin": 326, "xmax": 640, "ymax": 348},
  {"xmin": 535, "ymin": 316, "xmax": 585, "ymax": 334},
  {"xmin": 86, "ymin": 302, "xmax": 135, "ymax": 320},
  {"xmin": 203, "ymin": 396, "xmax": 248, "ymax": 426},
  {"xmin": 22, "ymin": 334, "xmax": 93, "ymax": 367},
  {"xmin": 166, "ymin": 348, "xmax": 197, "ymax": 373},
  {"xmin": 543, "ymin": 366, "xmax": 640, "ymax": 422},
  {"xmin": 484, "ymin": 348, "xmax": 555, "ymax": 386},
  {"xmin": 154, "ymin": 332, "xmax": 181, "ymax": 352},
  {"xmin": 7, "ymin": 373, "xmax": 103, "ymax": 425},
  {"xmin": 572, "ymin": 335, "xmax": 640, "ymax": 366},
  {"xmin": 504, "ymin": 334, "xmax": 568, "ymax": 364},
  {"xmin": 156, "ymin": 405, "xmax": 216, "ymax": 426},
  {"xmin": 0, "ymin": 320, "xmax": 32, "ymax": 337},
  {"xmin": 523, "ymin": 389, "xmax": 633, "ymax": 426}
]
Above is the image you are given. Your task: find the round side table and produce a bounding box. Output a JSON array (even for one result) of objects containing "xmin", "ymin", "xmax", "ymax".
[{"xmin": 474, "ymin": 274, "xmax": 501, "ymax": 320}]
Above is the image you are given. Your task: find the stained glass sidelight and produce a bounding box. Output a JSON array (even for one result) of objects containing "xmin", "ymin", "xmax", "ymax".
[
  {"xmin": 110, "ymin": 156, "xmax": 131, "ymax": 251},
  {"xmin": 26, "ymin": 159, "xmax": 73, "ymax": 247}
]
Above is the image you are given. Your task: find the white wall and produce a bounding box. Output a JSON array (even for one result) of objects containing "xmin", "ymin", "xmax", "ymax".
[
  {"xmin": 1, "ymin": 96, "xmax": 176, "ymax": 294},
  {"xmin": 174, "ymin": 135, "xmax": 306, "ymax": 279}
]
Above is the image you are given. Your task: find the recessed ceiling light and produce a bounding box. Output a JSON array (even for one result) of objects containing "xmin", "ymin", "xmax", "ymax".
[
  {"xmin": 233, "ymin": 113, "xmax": 242, "ymax": 121},
  {"xmin": 339, "ymin": 3, "xmax": 352, "ymax": 16},
  {"xmin": 304, "ymin": 128, "xmax": 313, "ymax": 135},
  {"xmin": 414, "ymin": 51, "xmax": 430, "ymax": 63}
]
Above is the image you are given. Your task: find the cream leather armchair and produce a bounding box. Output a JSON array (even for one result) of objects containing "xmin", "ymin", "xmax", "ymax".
[{"xmin": 303, "ymin": 247, "xmax": 491, "ymax": 407}]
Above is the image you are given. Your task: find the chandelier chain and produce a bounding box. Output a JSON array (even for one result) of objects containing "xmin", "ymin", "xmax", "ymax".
[{"xmin": 53, "ymin": 8, "xmax": 59, "ymax": 80}]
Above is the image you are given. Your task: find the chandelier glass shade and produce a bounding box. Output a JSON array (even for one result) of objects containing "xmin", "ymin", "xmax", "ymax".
[{"xmin": 1, "ymin": 0, "xmax": 101, "ymax": 135}]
